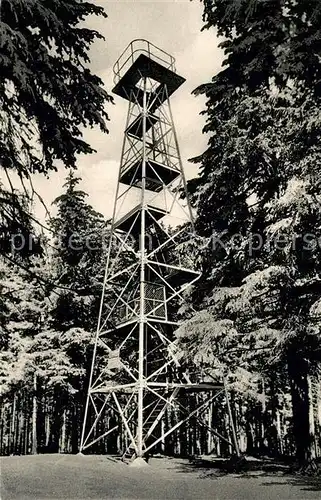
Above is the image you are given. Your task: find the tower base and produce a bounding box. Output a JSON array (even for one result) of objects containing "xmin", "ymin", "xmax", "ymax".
[{"xmin": 129, "ymin": 457, "xmax": 149, "ymax": 468}]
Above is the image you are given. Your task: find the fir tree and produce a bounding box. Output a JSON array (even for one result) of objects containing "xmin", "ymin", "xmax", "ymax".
[
  {"xmin": 50, "ymin": 170, "xmax": 108, "ymax": 331},
  {"xmin": 0, "ymin": 0, "xmax": 111, "ymax": 174},
  {"xmin": 0, "ymin": 0, "xmax": 112, "ymax": 257},
  {"xmin": 181, "ymin": 0, "xmax": 321, "ymax": 464}
]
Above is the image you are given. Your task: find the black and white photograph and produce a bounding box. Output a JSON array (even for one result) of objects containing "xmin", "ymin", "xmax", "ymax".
[{"xmin": 0, "ymin": 1, "xmax": 321, "ymax": 499}]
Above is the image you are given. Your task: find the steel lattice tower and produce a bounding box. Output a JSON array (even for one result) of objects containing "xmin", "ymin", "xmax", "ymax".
[{"xmin": 80, "ymin": 40, "xmax": 225, "ymax": 460}]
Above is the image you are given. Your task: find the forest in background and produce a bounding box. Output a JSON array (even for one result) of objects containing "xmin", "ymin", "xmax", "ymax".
[{"xmin": 0, "ymin": 0, "xmax": 321, "ymax": 470}]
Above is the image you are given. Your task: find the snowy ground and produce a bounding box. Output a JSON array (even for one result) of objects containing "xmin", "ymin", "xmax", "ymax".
[{"xmin": 1, "ymin": 454, "xmax": 320, "ymax": 499}]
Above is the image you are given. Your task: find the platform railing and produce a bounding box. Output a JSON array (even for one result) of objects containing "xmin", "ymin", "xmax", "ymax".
[{"xmin": 113, "ymin": 39, "xmax": 176, "ymax": 85}]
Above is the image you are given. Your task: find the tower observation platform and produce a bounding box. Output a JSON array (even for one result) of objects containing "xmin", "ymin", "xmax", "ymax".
[
  {"xmin": 80, "ymin": 40, "xmax": 231, "ymax": 461},
  {"xmin": 112, "ymin": 39, "xmax": 185, "ymax": 107}
]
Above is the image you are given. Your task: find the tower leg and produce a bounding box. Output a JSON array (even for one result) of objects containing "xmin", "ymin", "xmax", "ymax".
[
  {"xmin": 137, "ymin": 323, "xmax": 144, "ymax": 457},
  {"xmin": 137, "ymin": 76, "xmax": 148, "ymax": 458}
]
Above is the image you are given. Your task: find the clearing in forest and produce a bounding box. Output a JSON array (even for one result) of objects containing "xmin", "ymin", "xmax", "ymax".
[{"xmin": 1, "ymin": 454, "xmax": 321, "ymax": 499}]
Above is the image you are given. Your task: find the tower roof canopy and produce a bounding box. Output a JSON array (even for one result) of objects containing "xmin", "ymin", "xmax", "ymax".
[{"xmin": 112, "ymin": 40, "xmax": 185, "ymax": 103}]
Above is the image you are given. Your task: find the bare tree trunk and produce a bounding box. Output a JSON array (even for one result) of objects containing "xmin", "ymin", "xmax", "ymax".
[
  {"xmin": 11, "ymin": 393, "xmax": 16, "ymax": 455},
  {"xmin": 287, "ymin": 355, "xmax": 312, "ymax": 464},
  {"xmin": 61, "ymin": 410, "xmax": 66, "ymax": 454},
  {"xmin": 307, "ymin": 375, "xmax": 316, "ymax": 459},
  {"xmin": 18, "ymin": 394, "xmax": 23, "ymax": 455},
  {"xmin": 0, "ymin": 401, "xmax": 4, "ymax": 455},
  {"xmin": 161, "ymin": 417, "xmax": 165, "ymax": 454},
  {"xmin": 207, "ymin": 403, "xmax": 213, "ymax": 454},
  {"xmin": 32, "ymin": 372, "xmax": 37, "ymax": 454},
  {"xmin": 317, "ymin": 379, "xmax": 321, "ymax": 457},
  {"xmin": 261, "ymin": 378, "xmax": 266, "ymax": 453},
  {"xmin": 224, "ymin": 380, "xmax": 240, "ymax": 456},
  {"xmin": 237, "ymin": 402, "xmax": 246, "ymax": 453},
  {"xmin": 276, "ymin": 408, "xmax": 283, "ymax": 455},
  {"xmin": 45, "ymin": 412, "xmax": 50, "ymax": 448},
  {"xmin": 48, "ymin": 386, "xmax": 64, "ymax": 453},
  {"xmin": 24, "ymin": 397, "xmax": 29, "ymax": 455}
]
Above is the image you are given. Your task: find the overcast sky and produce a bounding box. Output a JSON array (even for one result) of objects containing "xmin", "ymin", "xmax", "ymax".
[{"xmin": 33, "ymin": 0, "xmax": 223, "ymax": 221}]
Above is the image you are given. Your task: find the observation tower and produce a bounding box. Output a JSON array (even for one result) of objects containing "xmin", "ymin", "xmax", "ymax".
[{"xmin": 80, "ymin": 40, "xmax": 227, "ymax": 461}]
